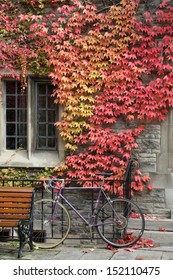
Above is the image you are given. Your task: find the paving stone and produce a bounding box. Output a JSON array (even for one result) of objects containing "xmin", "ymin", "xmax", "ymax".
[
  {"xmin": 24, "ymin": 249, "xmax": 61, "ymax": 260},
  {"xmin": 134, "ymin": 250, "xmax": 162, "ymax": 260},
  {"xmin": 162, "ymin": 252, "xmax": 173, "ymax": 260},
  {"xmin": 80, "ymin": 248, "xmax": 114, "ymax": 260},
  {"xmin": 110, "ymin": 249, "xmax": 138, "ymax": 260},
  {"xmin": 53, "ymin": 247, "xmax": 85, "ymax": 260}
]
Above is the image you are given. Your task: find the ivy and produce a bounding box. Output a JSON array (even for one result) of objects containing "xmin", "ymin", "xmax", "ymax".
[
  {"xmin": 0, "ymin": 0, "xmax": 173, "ymax": 194},
  {"xmin": 0, "ymin": 167, "xmax": 55, "ymax": 186}
]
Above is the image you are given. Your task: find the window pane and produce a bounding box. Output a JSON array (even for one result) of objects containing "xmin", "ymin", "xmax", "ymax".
[
  {"xmin": 38, "ymin": 138, "xmax": 46, "ymax": 148},
  {"xmin": 48, "ymin": 138, "xmax": 56, "ymax": 148},
  {"xmin": 17, "ymin": 110, "xmax": 27, "ymax": 122},
  {"xmin": 38, "ymin": 96, "xmax": 46, "ymax": 108},
  {"xmin": 38, "ymin": 84, "xmax": 46, "ymax": 95},
  {"xmin": 38, "ymin": 110, "xmax": 46, "ymax": 122},
  {"xmin": 6, "ymin": 124, "xmax": 15, "ymax": 136},
  {"xmin": 17, "ymin": 95, "xmax": 26, "ymax": 108},
  {"xmin": 48, "ymin": 124, "xmax": 55, "ymax": 136},
  {"xmin": 6, "ymin": 110, "xmax": 15, "ymax": 121},
  {"xmin": 6, "ymin": 138, "xmax": 15, "ymax": 150},
  {"xmin": 17, "ymin": 82, "xmax": 21, "ymax": 93},
  {"xmin": 48, "ymin": 111, "xmax": 55, "ymax": 122},
  {"xmin": 48, "ymin": 96, "xmax": 55, "ymax": 109},
  {"xmin": 17, "ymin": 124, "xmax": 27, "ymax": 136},
  {"xmin": 47, "ymin": 84, "xmax": 52, "ymax": 94},
  {"xmin": 6, "ymin": 96, "xmax": 15, "ymax": 108},
  {"xmin": 17, "ymin": 138, "xmax": 26, "ymax": 149},
  {"xmin": 6, "ymin": 81, "xmax": 15, "ymax": 94},
  {"xmin": 39, "ymin": 124, "xmax": 46, "ymax": 136}
]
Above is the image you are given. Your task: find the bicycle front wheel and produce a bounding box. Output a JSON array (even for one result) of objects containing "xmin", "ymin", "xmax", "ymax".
[
  {"xmin": 96, "ymin": 198, "xmax": 145, "ymax": 248},
  {"xmin": 33, "ymin": 199, "xmax": 71, "ymax": 249}
]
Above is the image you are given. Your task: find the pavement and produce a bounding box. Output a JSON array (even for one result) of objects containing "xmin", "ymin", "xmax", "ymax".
[{"xmin": 1, "ymin": 241, "xmax": 173, "ymax": 260}]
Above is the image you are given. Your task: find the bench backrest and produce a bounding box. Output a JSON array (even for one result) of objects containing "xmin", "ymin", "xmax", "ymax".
[{"xmin": 0, "ymin": 187, "xmax": 34, "ymax": 227}]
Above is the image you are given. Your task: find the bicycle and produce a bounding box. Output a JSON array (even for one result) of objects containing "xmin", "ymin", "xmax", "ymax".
[{"xmin": 32, "ymin": 171, "xmax": 145, "ymax": 249}]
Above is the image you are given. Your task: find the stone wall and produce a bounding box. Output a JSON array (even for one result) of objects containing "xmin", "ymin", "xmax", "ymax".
[
  {"xmin": 135, "ymin": 124, "xmax": 161, "ymax": 173},
  {"xmin": 133, "ymin": 188, "xmax": 170, "ymax": 218}
]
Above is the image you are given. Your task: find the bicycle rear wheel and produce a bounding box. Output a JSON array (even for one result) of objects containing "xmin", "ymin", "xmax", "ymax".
[
  {"xmin": 96, "ymin": 198, "xmax": 145, "ymax": 248},
  {"xmin": 33, "ymin": 199, "xmax": 70, "ymax": 249}
]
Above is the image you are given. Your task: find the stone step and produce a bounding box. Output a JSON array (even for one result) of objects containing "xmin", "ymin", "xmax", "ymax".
[
  {"xmin": 141, "ymin": 208, "xmax": 171, "ymax": 219},
  {"xmin": 143, "ymin": 231, "xmax": 173, "ymax": 246},
  {"xmin": 142, "ymin": 218, "xmax": 173, "ymax": 246},
  {"xmin": 144, "ymin": 218, "xmax": 173, "ymax": 231}
]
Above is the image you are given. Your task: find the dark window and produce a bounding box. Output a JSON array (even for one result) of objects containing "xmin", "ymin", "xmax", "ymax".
[
  {"xmin": 6, "ymin": 81, "xmax": 27, "ymax": 150},
  {"xmin": 36, "ymin": 83, "xmax": 57, "ymax": 150}
]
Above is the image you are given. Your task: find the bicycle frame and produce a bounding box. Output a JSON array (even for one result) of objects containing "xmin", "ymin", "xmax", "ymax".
[{"xmin": 50, "ymin": 185, "xmax": 116, "ymax": 227}]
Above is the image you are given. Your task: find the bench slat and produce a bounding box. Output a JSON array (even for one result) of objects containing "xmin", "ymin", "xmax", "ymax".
[
  {"xmin": 0, "ymin": 203, "xmax": 31, "ymax": 208},
  {"xmin": 0, "ymin": 187, "xmax": 33, "ymax": 193},
  {"xmin": 0, "ymin": 214, "xmax": 30, "ymax": 219},
  {"xmin": 0, "ymin": 193, "xmax": 32, "ymax": 198},
  {"xmin": 0, "ymin": 197, "xmax": 33, "ymax": 203},
  {"xmin": 0, "ymin": 209, "xmax": 30, "ymax": 214},
  {"xmin": 0, "ymin": 220, "xmax": 19, "ymax": 227}
]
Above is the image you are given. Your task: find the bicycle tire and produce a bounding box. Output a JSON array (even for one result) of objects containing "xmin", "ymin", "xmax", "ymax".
[
  {"xmin": 96, "ymin": 198, "xmax": 145, "ymax": 248},
  {"xmin": 33, "ymin": 199, "xmax": 71, "ymax": 249}
]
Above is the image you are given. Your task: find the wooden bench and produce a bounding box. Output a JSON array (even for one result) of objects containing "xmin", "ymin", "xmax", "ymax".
[{"xmin": 0, "ymin": 187, "xmax": 35, "ymax": 258}]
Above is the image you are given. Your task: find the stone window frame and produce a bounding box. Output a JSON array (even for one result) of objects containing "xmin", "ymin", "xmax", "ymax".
[{"xmin": 0, "ymin": 76, "xmax": 64, "ymax": 167}]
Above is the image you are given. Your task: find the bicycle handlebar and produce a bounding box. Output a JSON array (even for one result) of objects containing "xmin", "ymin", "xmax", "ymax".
[{"xmin": 44, "ymin": 178, "xmax": 65, "ymax": 193}]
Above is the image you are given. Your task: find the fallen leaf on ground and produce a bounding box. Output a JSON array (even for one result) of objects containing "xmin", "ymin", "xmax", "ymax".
[
  {"xmin": 159, "ymin": 227, "xmax": 167, "ymax": 232},
  {"xmin": 106, "ymin": 235, "xmax": 155, "ymax": 251},
  {"xmin": 124, "ymin": 248, "xmax": 135, "ymax": 252},
  {"xmin": 82, "ymin": 249, "xmax": 92, "ymax": 254}
]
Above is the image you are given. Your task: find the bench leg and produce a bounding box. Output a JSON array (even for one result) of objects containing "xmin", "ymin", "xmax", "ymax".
[{"xmin": 18, "ymin": 220, "xmax": 34, "ymax": 258}]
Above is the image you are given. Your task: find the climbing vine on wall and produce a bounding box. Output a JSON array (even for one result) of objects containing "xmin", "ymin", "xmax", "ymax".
[
  {"xmin": 50, "ymin": 0, "xmax": 173, "ymax": 193},
  {"xmin": 0, "ymin": 0, "xmax": 173, "ymax": 194}
]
